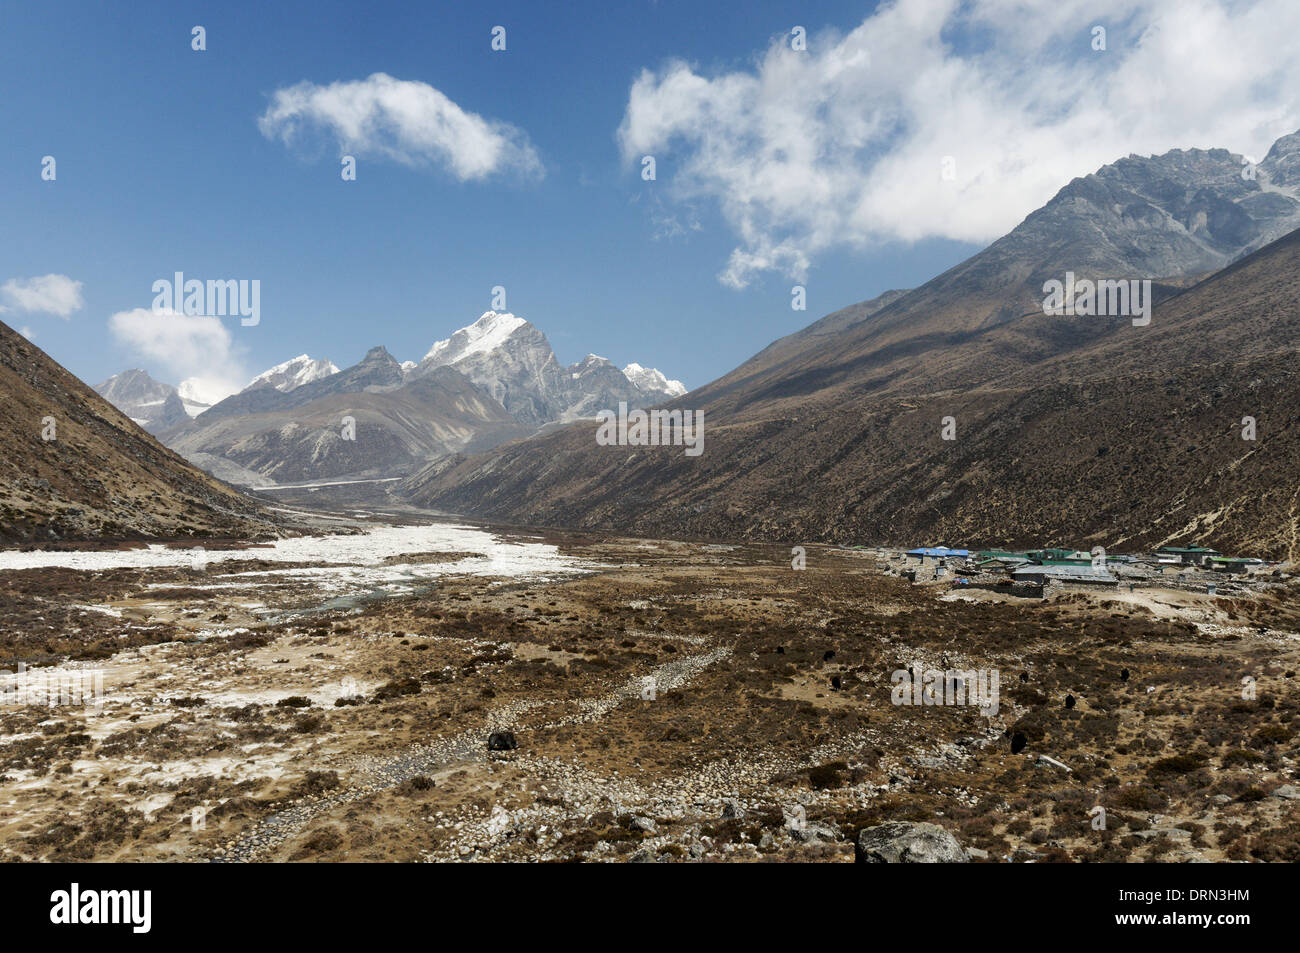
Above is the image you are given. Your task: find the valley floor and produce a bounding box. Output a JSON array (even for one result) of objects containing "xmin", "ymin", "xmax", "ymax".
[{"xmin": 0, "ymin": 516, "xmax": 1297, "ymax": 862}]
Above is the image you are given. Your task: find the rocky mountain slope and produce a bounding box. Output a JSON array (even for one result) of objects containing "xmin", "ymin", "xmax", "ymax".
[
  {"xmin": 190, "ymin": 345, "xmax": 409, "ymax": 425},
  {"xmin": 692, "ymin": 132, "xmax": 1300, "ymax": 418},
  {"xmin": 98, "ymin": 355, "xmax": 341, "ymax": 436},
  {"xmin": 0, "ymin": 320, "xmax": 279, "ymax": 543},
  {"xmin": 165, "ymin": 350, "xmax": 526, "ymax": 486},
  {"xmin": 401, "ymin": 133, "xmax": 1300, "ymax": 559}
]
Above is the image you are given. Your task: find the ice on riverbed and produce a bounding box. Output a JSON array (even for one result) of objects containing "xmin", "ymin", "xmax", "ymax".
[
  {"xmin": 74, "ymin": 604, "xmax": 124, "ymax": 617},
  {"xmin": 0, "ymin": 523, "xmax": 596, "ymax": 593}
]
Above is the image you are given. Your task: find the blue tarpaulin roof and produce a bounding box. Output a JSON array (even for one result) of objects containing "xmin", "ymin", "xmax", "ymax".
[{"xmin": 906, "ymin": 547, "xmax": 969, "ymax": 557}]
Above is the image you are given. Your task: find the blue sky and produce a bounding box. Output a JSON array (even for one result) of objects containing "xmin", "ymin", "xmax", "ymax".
[{"xmin": 2, "ymin": 0, "xmax": 1297, "ymax": 401}]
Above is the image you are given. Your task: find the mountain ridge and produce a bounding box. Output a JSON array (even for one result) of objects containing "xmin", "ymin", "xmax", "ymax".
[
  {"xmin": 151, "ymin": 313, "xmax": 687, "ymax": 487},
  {"xmin": 399, "ymin": 132, "xmax": 1300, "ymax": 558}
]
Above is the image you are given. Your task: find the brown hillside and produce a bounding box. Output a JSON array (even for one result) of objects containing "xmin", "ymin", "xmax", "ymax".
[
  {"xmin": 402, "ymin": 229, "xmax": 1300, "ymax": 559},
  {"xmin": 0, "ymin": 319, "xmax": 281, "ymax": 543}
]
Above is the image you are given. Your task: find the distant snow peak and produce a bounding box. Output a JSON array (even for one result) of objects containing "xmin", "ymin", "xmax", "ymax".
[
  {"xmin": 176, "ymin": 375, "xmax": 247, "ymax": 410},
  {"xmin": 623, "ymin": 362, "xmax": 687, "ymax": 397},
  {"xmin": 408, "ymin": 311, "xmax": 686, "ymax": 428},
  {"xmin": 95, "ymin": 368, "xmax": 203, "ymax": 432},
  {"xmin": 423, "ymin": 311, "xmax": 528, "ymax": 366},
  {"xmin": 571, "ymin": 353, "xmax": 610, "ymax": 375},
  {"xmin": 177, "ymin": 379, "xmax": 214, "ymax": 404},
  {"xmin": 246, "ymin": 354, "xmax": 339, "ymax": 393}
]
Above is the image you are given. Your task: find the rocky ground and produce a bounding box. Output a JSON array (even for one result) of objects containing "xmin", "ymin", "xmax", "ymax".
[{"xmin": 1, "ymin": 524, "xmax": 1297, "ymax": 863}]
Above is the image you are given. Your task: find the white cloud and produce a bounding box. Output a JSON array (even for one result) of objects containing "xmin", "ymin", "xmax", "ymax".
[
  {"xmin": 19, "ymin": 327, "xmax": 35, "ymax": 341},
  {"xmin": 618, "ymin": 0, "xmax": 1300, "ymax": 287},
  {"xmin": 259, "ymin": 72, "xmax": 543, "ymax": 180},
  {"xmin": 0, "ymin": 274, "xmax": 84, "ymax": 317},
  {"xmin": 108, "ymin": 308, "xmax": 247, "ymax": 406}
]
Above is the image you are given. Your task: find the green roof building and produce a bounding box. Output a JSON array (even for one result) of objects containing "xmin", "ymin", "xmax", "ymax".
[{"xmin": 1156, "ymin": 546, "xmax": 1221, "ymax": 565}]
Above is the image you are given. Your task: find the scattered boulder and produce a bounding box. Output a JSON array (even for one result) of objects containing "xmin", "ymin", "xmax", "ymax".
[
  {"xmin": 855, "ymin": 822, "xmax": 969, "ymax": 863},
  {"xmin": 1134, "ymin": 827, "xmax": 1192, "ymax": 841},
  {"xmin": 792, "ymin": 821, "xmax": 840, "ymax": 843},
  {"xmin": 397, "ymin": 775, "xmax": 435, "ymax": 796},
  {"xmin": 372, "ymin": 678, "xmax": 420, "ymax": 701},
  {"xmin": 487, "ymin": 731, "xmax": 518, "ymax": 751},
  {"xmin": 721, "ymin": 798, "xmax": 746, "ymax": 820},
  {"xmin": 628, "ymin": 815, "xmax": 657, "ymax": 833},
  {"xmin": 1269, "ymin": 784, "xmax": 1300, "ymax": 800}
]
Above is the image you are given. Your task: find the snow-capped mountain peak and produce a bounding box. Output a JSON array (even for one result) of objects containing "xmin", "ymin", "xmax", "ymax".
[
  {"xmin": 623, "ymin": 362, "xmax": 687, "ymax": 397},
  {"xmin": 244, "ymin": 355, "xmax": 340, "ymax": 393},
  {"xmin": 94, "ymin": 369, "xmax": 208, "ymax": 434},
  {"xmin": 175, "ymin": 380, "xmax": 214, "ymax": 416},
  {"xmin": 409, "ymin": 311, "xmax": 686, "ymax": 426},
  {"xmin": 422, "ymin": 311, "xmax": 528, "ymax": 366},
  {"xmin": 569, "ymin": 353, "xmax": 611, "ymax": 378}
]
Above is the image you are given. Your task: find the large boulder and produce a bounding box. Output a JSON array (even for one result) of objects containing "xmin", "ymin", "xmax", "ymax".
[
  {"xmin": 854, "ymin": 822, "xmax": 969, "ymax": 863},
  {"xmin": 792, "ymin": 821, "xmax": 840, "ymax": 844}
]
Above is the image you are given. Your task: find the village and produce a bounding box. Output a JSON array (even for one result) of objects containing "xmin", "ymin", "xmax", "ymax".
[{"xmin": 869, "ymin": 543, "xmax": 1275, "ymax": 599}]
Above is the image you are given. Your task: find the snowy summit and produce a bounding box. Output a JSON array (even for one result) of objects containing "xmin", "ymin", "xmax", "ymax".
[
  {"xmin": 423, "ymin": 312, "xmax": 527, "ymax": 366},
  {"xmin": 623, "ymin": 362, "xmax": 687, "ymax": 397},
  {"xmin": 245, "ymin": 355, "xmax": 340, "ymax": 393}
]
